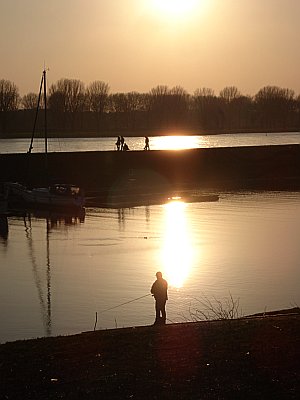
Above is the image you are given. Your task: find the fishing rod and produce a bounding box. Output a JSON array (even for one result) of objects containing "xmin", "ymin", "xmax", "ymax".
[{"xmin": 94, "ymin": 293, "xmax": 152, "ymax": 331}]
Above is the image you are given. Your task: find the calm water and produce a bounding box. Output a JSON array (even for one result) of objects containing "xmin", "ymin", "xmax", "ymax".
[
  {"xmin": 1, "ymin": 191, "xmax": 300, "ymax": 343},
  {"xmin": 0, "ymin": 131, "xmax": 300, "ymax": 153}
]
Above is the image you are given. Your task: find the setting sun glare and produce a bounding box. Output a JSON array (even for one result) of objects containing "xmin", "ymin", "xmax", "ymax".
[
  {"xmin": 147, "ymin": 0, "xmax": 207, "ymax": 22},
  {"xmin": 152, "ymin": 0, "xmax": 198, "ymax": 16}
]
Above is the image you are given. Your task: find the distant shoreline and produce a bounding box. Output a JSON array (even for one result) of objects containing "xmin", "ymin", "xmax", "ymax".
[{"xmin": 1, "ymin": 128, "xmax": 299, "ymax": 139}]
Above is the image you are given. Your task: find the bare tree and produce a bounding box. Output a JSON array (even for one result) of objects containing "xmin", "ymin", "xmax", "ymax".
[
  {"xmin": 193, "ymin": 87, "xmax": 217, "ymax": 129},
  {"xmin": 150, "ymin": 85, "xmax": 170, "ymax": 97},
  {"xmin": 231, "ymin": 95, "xmax": 253, "ymax": 129},
  {"xmin": 194, "ymin": 87, "xmax": 215, "ymax": 98},
  {"xmin": 49, "ymin": 78, "xmax": 86, "ymax": 131},
  {"xmin": 87, "ymin": 81, "xmax": 110, "ymax": 112},
  {"xmin": 149, "ymin": 85, "xmax": 180, "ymax": 128},
  {"xmin": 22, "ymin": 92, "xmax": 39, "ymax": 110},
  {"xmin": 219, "ymin": 86, "xmax": 243, "ymax": 129},
  {"xmin": 255, "ymin": 86, "xmax": 295, "ymax": 129},
  {"xmin": 51, "ymin": 78, "xmax": 86, "ymax": 112},
  {"xmin": 0, "ymin": 79, "xmax": 20, "ymax": 133},
  {"xmin": 169, "ymin": 86, "xmax": 189, "ymax": 127},
  {"xmin": 86, "ymin": 81, "xmax": 110, "ymax": 132},
  {"xmin": 109, "ymin": 92, "xmax": 145, "ymax": 129},
  {"xmin": 219, "ymin": 86, "xmax": 241, "ymax": 103},
  {"xmin": 0, "ymin": 79, "xmax": 19, "ymax": 111}
]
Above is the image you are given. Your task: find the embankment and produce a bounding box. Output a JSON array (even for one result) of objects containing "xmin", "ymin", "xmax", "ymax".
[
  {"xmin": 0, "ymin": 311, "xmax": 299, "ymax": 399},
  {"xmin": 1, "ymin": 144, "xmax": 300, "ymax": 193}
]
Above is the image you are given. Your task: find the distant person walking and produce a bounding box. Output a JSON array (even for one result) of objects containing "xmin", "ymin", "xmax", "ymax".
[
  {"xmin": 123, "ymin": 142, "xmax": 129, "ymax": 151},
  {"xmin": 115, "ymin": 136, "xmax": 121, "ymax": 151},
  {"xmin": 120, "ymin": 136, "xmax": 125, "ymax": 151},
  {"xmin": 151, "ymin": 271, "xmax": 168, "ymax": 325},
  {"xmin": 144, "ymin": 136, "xmax": 150, "ymax": 150}
]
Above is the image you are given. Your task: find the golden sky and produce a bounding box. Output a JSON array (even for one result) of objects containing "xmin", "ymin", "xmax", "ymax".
[{"xmin": 1, "ymin": 0, "xmax": 300, "ymax": 95}]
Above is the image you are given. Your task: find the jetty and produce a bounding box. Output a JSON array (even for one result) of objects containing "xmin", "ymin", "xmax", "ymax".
[{"xmin": 1, "ymin": 145, "xmax": 300, "ymax": 202}]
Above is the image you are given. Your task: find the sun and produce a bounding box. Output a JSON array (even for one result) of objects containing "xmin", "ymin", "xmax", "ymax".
[
  {"xmin": 151, "ymin": 0, "xmax": 199, "ymax": 18},
  {"xmin": 143, "ymin": 0, "xmax": 208, "ymax": 25}
]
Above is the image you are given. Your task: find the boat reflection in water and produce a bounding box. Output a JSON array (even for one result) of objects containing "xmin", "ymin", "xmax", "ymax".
[
  {"xmin": 22, "ymin": 210, "xmax": 85, "ymax": 337},
  {"xmin": 30, "ymin": 208, "xmax": 86, "ymax": 230},
  {"xmin": 0, "ymin": 216, "xmax": 9, "ymax": 242},
  {"xmin": 161, "ymin": 200, "xmax": 194, "ymax": 288}
]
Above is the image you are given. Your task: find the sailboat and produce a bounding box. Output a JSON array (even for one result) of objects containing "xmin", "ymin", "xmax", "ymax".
[{"xmin": 5, "ymin": 70, "xmax": 85, "ymax": 211}]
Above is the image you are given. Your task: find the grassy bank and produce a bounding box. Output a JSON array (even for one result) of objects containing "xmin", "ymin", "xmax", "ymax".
[{"xmin": 1, "ymin": 309, "xmax": 299, "ymax": 399}]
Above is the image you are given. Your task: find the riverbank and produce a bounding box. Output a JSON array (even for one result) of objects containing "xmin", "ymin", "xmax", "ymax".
[{"xmin": 0, "ymin": 308, "xmax": 299, "ymax": 399}]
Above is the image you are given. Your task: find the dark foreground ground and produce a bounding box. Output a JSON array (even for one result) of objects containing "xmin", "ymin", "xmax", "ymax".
[{"xmin": 0, "ymin": 309, "xmax": 299, "ymax": 399}]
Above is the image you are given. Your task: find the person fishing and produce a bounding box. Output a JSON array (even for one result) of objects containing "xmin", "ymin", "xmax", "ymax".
[{"xmin": 151, "ymin": 271, "xmax": 168, "ymax": 325}]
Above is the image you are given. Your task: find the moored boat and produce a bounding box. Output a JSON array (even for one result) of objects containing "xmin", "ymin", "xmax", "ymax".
[
  {"xmin": 5, "ymin": 182, "xmax": 85, "ymax": 211},
  {"xmin": 5, "ymin": 69, "xmax": 85, "ymax": 212}
]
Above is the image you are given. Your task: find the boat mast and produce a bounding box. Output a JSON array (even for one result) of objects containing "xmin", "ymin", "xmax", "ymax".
[
  {"xmin": 26, "ymin": 71, "xmax": 44, "ymax": 185},
  {"xmin": 28, "ymin": 73, "xmax": 44, "ymax": 155},
  {"xmin": 43, "ymin": 69, "xmax": 48, "ymax": 184}
]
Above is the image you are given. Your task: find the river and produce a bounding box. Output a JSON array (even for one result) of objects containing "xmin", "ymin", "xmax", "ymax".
[
  {"xmin": 1, "ymin": 132, "xmax": 300, "ymax": 343},
  {"xmin": 0, "ymin": 190, "xmax": 299, "ymax": 343},
  {"xmin": 0, "ymin": 131, "xmax": 300, "ymax": 153}
]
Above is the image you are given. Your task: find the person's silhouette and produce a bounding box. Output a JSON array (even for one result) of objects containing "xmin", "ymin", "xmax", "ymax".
[
  {"xmin": 151, "ymin": 271, "xmax": 168, "ymax": 325},
  {"xmin": 144, "ymin": 136, "xmax": 150, "ymax": 150},
  {"xmin": 120, "ymin": 136, "xmax": 125, "ymax": 151},
  {"xmin": 115, "ymin": 136, "xmax": 121, "ymax": 151}
]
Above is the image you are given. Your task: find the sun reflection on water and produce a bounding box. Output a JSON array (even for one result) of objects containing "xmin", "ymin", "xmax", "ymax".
[
  {"xmin": 155, "ymin": 135, "xmax": 203, "ymax": 150},
  {"xmin": 161, "ymin": 200, "xmax": 194, "ymax": 288}
]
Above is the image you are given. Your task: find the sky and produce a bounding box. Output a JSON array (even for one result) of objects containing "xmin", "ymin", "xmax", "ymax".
[{"xmin": 1, "ymin": 0, "xmax": 300, "ymax": 96}]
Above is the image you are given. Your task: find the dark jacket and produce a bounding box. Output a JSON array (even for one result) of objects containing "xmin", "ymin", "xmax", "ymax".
[{"xmin": 151, "ymin": 278, "xmax": 168, "ymax": 301}]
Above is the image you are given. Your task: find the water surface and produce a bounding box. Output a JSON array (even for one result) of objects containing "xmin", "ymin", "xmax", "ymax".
[
  {"xmin": 1, "ymin": 191, "xmax": 299, "ymax": 343},
  {"xmin": 1, "ymin": 131, "xmax": 299, "ymax": 153}
]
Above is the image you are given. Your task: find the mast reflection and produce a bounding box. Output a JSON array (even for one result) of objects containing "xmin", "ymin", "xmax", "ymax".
[
  {"xmin": 0, "ymin": 216, "xmax": 9, "ymax": 242},
  {"xmin": 24, "ymin": 215, "xmax": 52, "ymax": 337},
  {"xmin": 31, "ymin": 209, "xmax": 85, "ymax": 230},
  {"xmin": 161, "ymin": 200, "xmax": 194, "ymax": 288},
  {"xmin": 23, "ymin": 211, "xmax": 84, "ymax": 337}
]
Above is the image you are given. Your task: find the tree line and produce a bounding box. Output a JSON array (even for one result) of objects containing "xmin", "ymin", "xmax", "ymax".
[{"xmin": 1, "ymin": 77, "xmax": 300, "ymax": 136}]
